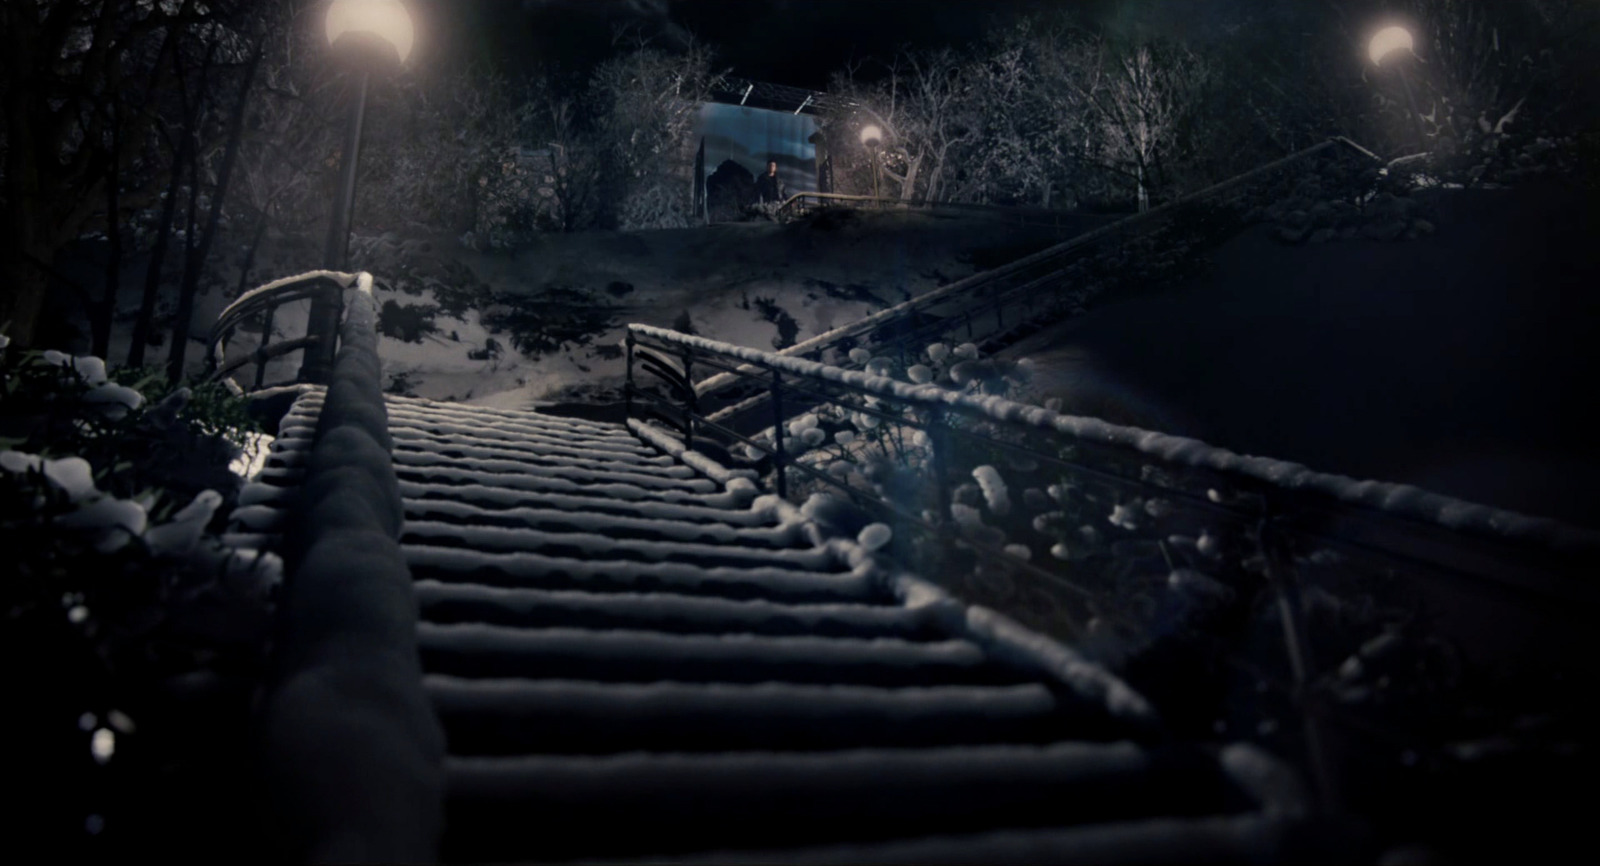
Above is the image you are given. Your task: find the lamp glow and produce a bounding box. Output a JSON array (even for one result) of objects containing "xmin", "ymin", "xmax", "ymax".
[
  {"xmin": 1368, "ymin": 25, "xmax": 1414, "ymax": 67},
  {"xmin": 326, "ymin": 0, "xmax": 414, "ymax": 65},
  {"xmin": 859, "ymin": 124, "xmax": 883, "ymax": 147}
]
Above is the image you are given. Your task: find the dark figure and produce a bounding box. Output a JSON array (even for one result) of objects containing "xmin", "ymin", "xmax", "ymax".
[{"xmin": 755, "ymin": 160, "xmax": 787, "ymax": 204}]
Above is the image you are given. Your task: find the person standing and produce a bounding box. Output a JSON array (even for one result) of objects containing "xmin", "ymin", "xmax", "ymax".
[{"xmin": 755, "ymin": 160, "xmax": 787, "ymax": 205}]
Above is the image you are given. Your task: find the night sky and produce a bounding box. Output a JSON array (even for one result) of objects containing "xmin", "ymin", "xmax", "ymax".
[{"xmin": 424, "ymin": 0, "xmax": 1209, "ymax": 89}]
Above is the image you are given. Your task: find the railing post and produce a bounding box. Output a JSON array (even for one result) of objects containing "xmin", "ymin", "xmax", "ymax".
[
  {"xmin": 298, "ymin": 281, "xmax": 346, "ymax": 385},
  {"xmin": 254, "ymin": 305, "xmax": 276, "ymax": 391},
  {"xmin": 1259, "ymin": 513, "xmax": 1341, "ymax": 817},
  {"xmin": 682, "ymin": 346, "xmax": 697, "ymax": 451},
  {"xmin": 771, "ymin": 372, "xmax": 788, "ymax": 499},
  {"xmin": 624, "ymin": 331, "xmax": 636, "ymax": 419},
  {"xmin": 927, "ymin": 407, "xmax": 952, "ymax": 526}
]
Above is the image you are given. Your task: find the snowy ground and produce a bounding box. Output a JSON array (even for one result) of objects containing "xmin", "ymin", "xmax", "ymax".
[
  {"xmin": 1004, "ymin": 180, "xmax": 1600, "ymax": 529},
  {"xmin": 340, "ymin": 210, "xmax": 1095, "ymax": 410},
  {"xmin": 49, "ymin": 210, "xmax": 1092, "ymax": 410},
  {"xmin": 47, "ymin": 180, "xmax": 1599, "ymax": 529}
]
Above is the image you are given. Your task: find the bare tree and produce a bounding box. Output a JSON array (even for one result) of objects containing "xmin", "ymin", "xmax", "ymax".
[
  {"xmin": 822, "ymin": 48, "xmax": 975, "ymax": 204},
  {"xmin": 1076, "ymin": 36, "xmax": 1210, "ymax": 211}
]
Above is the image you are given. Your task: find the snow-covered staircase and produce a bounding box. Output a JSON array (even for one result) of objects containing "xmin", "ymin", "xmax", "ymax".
[{"xmin": 261, "ymin": 388, "xmax": 1305, "ymax": 864}]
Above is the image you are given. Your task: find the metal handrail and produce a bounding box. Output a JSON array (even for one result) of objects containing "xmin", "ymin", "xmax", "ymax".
[
  {"xmin": 631, "ymin": 323, "xmax": 1600, "ymax": 578},
  {"xmin": 203, "ymin": 270, "xmax": 357, "ymax": 392},
  {"xmin": 627, "ymin": 320, "xmax": 1600, "ymax": 821},
  {"xmin": 775, "ymin": 190, "xmax": 1103, "ymax": 228},
  {"xmin": 700, "ymin": 137, "xmax": 1383, "ymax": 405}
]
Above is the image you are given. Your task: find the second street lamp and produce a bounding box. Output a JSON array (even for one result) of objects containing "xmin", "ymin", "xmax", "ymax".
[
  {"xmin": 300, "ymin": 0, "xmax": 414, "ymax": 384},
  {"xmin": 859, "ymin": 125, "xmax": 884, "ymax": 205},
  {"xmin": 1368, "ymin": 24, "xmax": 1428, "ymax": 151}
]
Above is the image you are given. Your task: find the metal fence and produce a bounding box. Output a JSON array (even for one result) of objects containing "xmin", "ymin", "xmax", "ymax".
[
  {"xmin": 701, "ymin": 138, "xmax": 1386, "ymax": 433},
  {"xmin": 775, "ymin": 190, "xmax": 1103, "ymax": 231},
  {"xmin": 626, "ymin": 322, "xmax": 1600, "ymax": 826}
]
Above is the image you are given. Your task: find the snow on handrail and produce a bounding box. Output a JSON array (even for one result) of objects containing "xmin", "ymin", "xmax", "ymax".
[
  {"xmin": 205, "ymin": 270, "xmax": 363, "ymax": 389},
  {"xmin": 698, "ymin": 137, "xmax": 1380, "ymax": 400},
  {"xmin": 256, "ymin": 271, "xmax": 445, "ymax": 862},
  {"xmin": 631, "ymin": 323, "xmax": 1600, "ymax": 560},
  {"xmin": 629, "ymin": 414, "xmax": 1161, "ymax": 729}
]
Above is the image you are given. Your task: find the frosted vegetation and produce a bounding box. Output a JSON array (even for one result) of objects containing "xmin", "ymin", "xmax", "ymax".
[
  {"xmin": 0, "ymin": 345, "xmax": 279, "ymax": 852},
  {"xmin": 701, "ymin": 334, "xmax": 1585, "ymax": 770}
]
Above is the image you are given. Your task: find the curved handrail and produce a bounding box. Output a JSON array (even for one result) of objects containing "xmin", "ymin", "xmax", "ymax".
[
  {"xmin": 700, "ymin": 137, "xmax": 1382, "ymax": 403},
  {"xmin": 204, "ymin": 270, "xmax": 357, "ymax": 392}
]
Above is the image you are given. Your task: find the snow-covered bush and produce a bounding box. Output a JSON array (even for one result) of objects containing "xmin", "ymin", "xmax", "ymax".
[{"xmin": 1, "ymin": 346, "xmax": 279, "ymax": 853}]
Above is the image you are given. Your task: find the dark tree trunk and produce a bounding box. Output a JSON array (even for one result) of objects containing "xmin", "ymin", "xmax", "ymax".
[
  {"xmin": 236, "ymin": 206, "xmax": 272, "ymax": 297},
  {"xmin": 168, "ymin": 43, "xmax": 262, "ymax": 384},
  {"xmin": 128, "ymin": 132, "xmax": 190, "ymax": 368},
  {"xmin": 95, "ymin": 99, "xmax": 122, "ymax": 359},
  {"xmin": 1, "ymin": 4, "xmax": 47, "ymax": 347},
  {"xmin": 129, "ymin": 42, "xmax": 214, "ymax": 369}
]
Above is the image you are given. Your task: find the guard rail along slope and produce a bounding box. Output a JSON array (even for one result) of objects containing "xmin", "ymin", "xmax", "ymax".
[
  {"xmin": 776, "ymin": 190, "xmax": 1103, "ymax": 230},
  {"xmin": 627, "ymin": 321, "xmax": 1600, "ymax": 825},
  {"xmin": 702, "ymin": 137, "xmax": 1385, "ymax": 424}
]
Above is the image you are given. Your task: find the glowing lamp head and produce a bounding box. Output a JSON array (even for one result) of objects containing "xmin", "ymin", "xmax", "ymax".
[
  {"xmin": 859, "ymin": 125, "xmax": 883, "ymax": 147},
  {"xmin": 1368, "ymin": 25, "xmax": 1414, "ymax": 67},
  {"xmin": 326, "ymin": 0, "xmax": 415, "ymax": 65}
]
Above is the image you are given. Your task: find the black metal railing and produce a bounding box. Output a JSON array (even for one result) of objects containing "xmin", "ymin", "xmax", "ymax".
[
  {"xmin": 626, "ymin": 322, "xmax": 1600, "ymax": 823},
  {"xmin": 775, "ymin": 190, "xmax": 1105, "ymax": 231},
  {"xmin": 702, "ymin": 137, "xmax": 1386, "ymax": 430},
  {"xmin": 203, "ymin": 270, "xmax": 359, "ymax": 391}
]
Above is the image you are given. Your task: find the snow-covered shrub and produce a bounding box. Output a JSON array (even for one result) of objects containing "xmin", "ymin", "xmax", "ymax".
[{"xmin": 2, "ymin": 347, "xmax": 281, "ymax": 855}]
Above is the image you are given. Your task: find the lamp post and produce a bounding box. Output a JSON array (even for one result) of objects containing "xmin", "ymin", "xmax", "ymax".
[
  {"xmin": 300, "ymin": 0, "xmax": 414, "ymax": 384},
  {"xmin": 859, "ymin": 125, "xmax": 884, "ymax": 205},
  {"xmin": 1368, "ymin": 25, "xmax": 1427, "ymax": 151}
]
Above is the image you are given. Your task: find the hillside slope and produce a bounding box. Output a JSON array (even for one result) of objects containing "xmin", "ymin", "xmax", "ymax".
[
  {"xmin": 357, "ymin": 210, "xmax": 1101, "ymax": 409},
  {"xmin": 1007, "ymin": 180, "xmax": 1600, "ymax": 528}
]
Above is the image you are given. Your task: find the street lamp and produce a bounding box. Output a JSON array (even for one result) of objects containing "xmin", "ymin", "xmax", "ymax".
[
  {"xmin": 859, "ymin": 124, "xmax": 883, "ymax": 205},
  {"xmin": 300, "ymin": 0, "xmax": 413, "ymax": 384},
  {"xmin": 1368, "ymin": 24, "xmax": 1427, "ymax": 150}
]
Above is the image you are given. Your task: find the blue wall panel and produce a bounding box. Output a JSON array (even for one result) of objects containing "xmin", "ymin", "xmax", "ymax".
[{"xmin": 696, "ymin": 103, "xmax": 818, "ymax": 194}]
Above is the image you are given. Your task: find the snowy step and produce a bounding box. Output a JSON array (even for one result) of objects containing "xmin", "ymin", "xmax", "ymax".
[
  {"xmin": 392, "ymin": 464, "xmax": 746, "ymax": 507},
  {"xmin": 415, "ymin": 624, "xmax": 1017, "ymax": 688},
  {"xmin": 263, "ymin": 450, "xmax": 309, "ymax": 470},
  {"xmin": 381, "ymin": 406, "xmax": 656, "ymax": 455},
  {"xmin": 401, "ymin": 521, "xmax": 836, "ymax": 571},
  {"xmin": 390, "ymin": 450, "xmax": 718, "ymax": 493},
  {"xmin": 403, "ymin": 498, "xmax": 806, "ymax": 549},
  {"xmin": 404, "ymin": 546, "xmax": 873, "ymax": 603},
  {"xmin": 398, "ymin": 481, "xmax": 771, "ymax": 528},
  {"xmin": 252, "ymin": 466, "xmax": 306, "ymax": 486},
  {"xmin": 297, "ymin": 391, "xmax": 631, "ymax": 438},
  {"xmin": 440, "ymin": 743, "xmax": 1246, "ymax": 863},
  {"xmin": 237, "ymin": 483, "xmax": 294, "ymax": 508},
  {"xmin": 378, "ymin": 394, "xmax": 636, "ymax": 438},
  {"xmin": 626, "ymin": 814, "xmax": 1293, "ymax": 866},
  {"xmin": 393, "ymin": 436, "xmax": 694, "ymax": 475},
  {"xmin": 413, "ymin": 582, "xmax": 937, "ymax": 640},
  {"xmin": 425, "ymin": 677, "xmax": 1082, "ymax": 755},
  {"xmin": 387, "ymin": 424, "xmax": 669, "ymax": 467}
]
